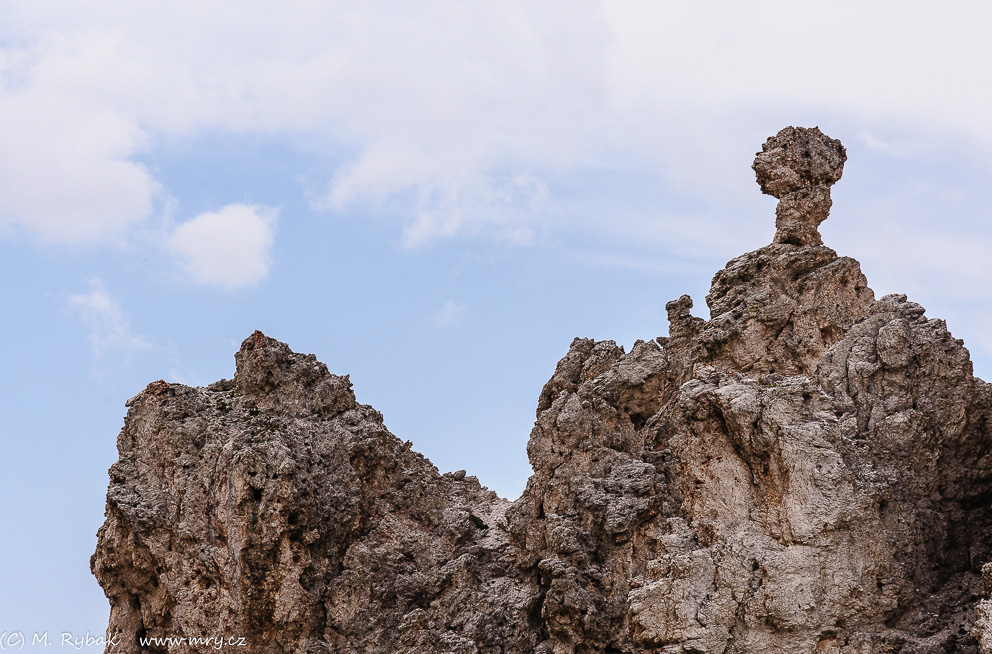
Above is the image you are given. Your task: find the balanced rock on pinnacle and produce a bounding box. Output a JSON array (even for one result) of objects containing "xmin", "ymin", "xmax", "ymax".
[{"xmin": 753, "ymin": 126, "xmax": 847, "ymax": 246}]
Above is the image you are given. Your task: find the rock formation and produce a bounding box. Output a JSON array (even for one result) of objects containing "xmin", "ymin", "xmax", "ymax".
[
  {"xmin": 753, "ymin": 126, "xmax": 846, "ymax": 247},
  {"xmin": 93, "ymin": 127, "xmax": 992, "ymax": 653}
]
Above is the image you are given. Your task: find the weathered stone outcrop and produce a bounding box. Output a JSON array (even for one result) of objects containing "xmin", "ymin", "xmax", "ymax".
[
  {"xmin": 93, "ymin": 127, "xmax": 992, "ymax": 653},
  {"xmin": 92, "ymin": 333, "xmax": 541, "ymax": 653}
]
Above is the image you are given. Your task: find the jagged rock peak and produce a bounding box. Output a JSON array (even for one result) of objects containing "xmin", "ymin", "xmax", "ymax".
[
  {"xmin": 233, "ymin": 330, "xmax": 358, "ymax": 418},
  {"xmin": 753, "ymin": 126, "xmax": 847, "ymax": 247}
]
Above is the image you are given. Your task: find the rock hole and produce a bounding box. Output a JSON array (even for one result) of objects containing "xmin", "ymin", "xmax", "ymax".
[{"xmin": 629, "ymin": 411, "xmax": 650, "ymax": 431}]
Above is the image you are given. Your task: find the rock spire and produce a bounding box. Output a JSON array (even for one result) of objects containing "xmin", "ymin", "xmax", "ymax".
[{"xmin": 753, "ymin": 125, "xmax": 847, "ymax": 246}]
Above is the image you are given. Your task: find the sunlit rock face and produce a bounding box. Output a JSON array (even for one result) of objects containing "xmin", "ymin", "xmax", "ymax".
[{"xmin": 94, "ymin": 128, "xmax": 992, "ymax": 654}]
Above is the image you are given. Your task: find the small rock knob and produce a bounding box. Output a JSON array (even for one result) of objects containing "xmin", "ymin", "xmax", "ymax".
[{"xmin": 753, "ymin": 126, "xmax": 846, "ymax": 246}]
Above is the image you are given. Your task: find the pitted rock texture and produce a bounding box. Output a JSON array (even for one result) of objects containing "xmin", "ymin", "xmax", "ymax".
[
  {"xmin": 94, "ymin": 128, "xmax": 992, "ymax": 653},
  {"xmin": 92, "ymin": 333, "xmax": 541, "ymax": 654},
  {"xmin": 753, "ymin": 126, "xmax": 847, "ymax": 247}
]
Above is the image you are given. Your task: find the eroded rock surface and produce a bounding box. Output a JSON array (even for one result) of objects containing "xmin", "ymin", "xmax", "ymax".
[
  {"xmin": 94, "ymin": 128, "xmax": 992, "ymax": 653},
  {"xmin": 92, "ymin": 333, "xmax": 541, "ymax": 654},
  {"xmin": 753, "ymin": 126, "xmax": 847, "ymax": 247}
]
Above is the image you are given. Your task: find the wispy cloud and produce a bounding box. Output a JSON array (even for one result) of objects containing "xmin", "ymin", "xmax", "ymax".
[
  {"xmin": 433, "ymin": 300, "xmax": 467, "ymax": 327},
  {"xmin": 67, "ymin": 279, "xmax": 150, "ymax": 358},
  {"xmin": 167, "ymin": 204, "xmax": 278, "ymax": 289},
  {"xmin": 856, "ymin": 130, "xmax": 910, "ymax": 156}
]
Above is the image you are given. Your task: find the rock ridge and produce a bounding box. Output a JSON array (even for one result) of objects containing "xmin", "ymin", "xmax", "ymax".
[{"xmin": 93, "ymin": 127, "xmax": 992, "ymax": 653}]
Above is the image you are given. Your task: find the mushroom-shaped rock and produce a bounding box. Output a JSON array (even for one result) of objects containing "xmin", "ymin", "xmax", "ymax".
[{"xmin": 753, "ymin": 126, "xmax": 846, "ymax": 246}]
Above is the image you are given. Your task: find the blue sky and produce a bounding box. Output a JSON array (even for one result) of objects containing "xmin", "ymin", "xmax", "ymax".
[{"xmin": 3, "ymin": 0, "xmax": 992, "ymax": 642}]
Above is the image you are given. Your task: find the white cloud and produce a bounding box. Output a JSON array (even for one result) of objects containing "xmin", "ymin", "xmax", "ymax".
[
  {"xmin": 1, "ymin": 1, "xmax": 992, "ymax": 251},
  {"xmin": 0, "ymin": 27, "xmax": 158, "ymax": 244},
  {"xmin": 856, "ymin": 130, "xmax": 909, "ymax": 156},
  {"xmin": 68, "ymin": 279, "xmax": 149, "ymax": 357},
  {"xmin": 433, "ymin": 300, "xmax": 467, "ymax": 328},
  {"xmin": 167, "ymin": 204, "xmax": 277, "ymax": 289},
  {"xmin": 397, "ymin": 173, "xmax": 548, "ymax": 247}
]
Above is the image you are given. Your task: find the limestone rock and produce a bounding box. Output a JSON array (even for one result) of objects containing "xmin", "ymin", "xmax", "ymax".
[
  {"xmin": 753, "ymin": 126, "xmax": 846, "ymax": 247},
  {"xmin": 94, "ymin": 128, "xmax": 992, "ymax": 653},
  {"xmin": 92, "ymin": 332, "xmax": 540, "ymax": 654}
]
